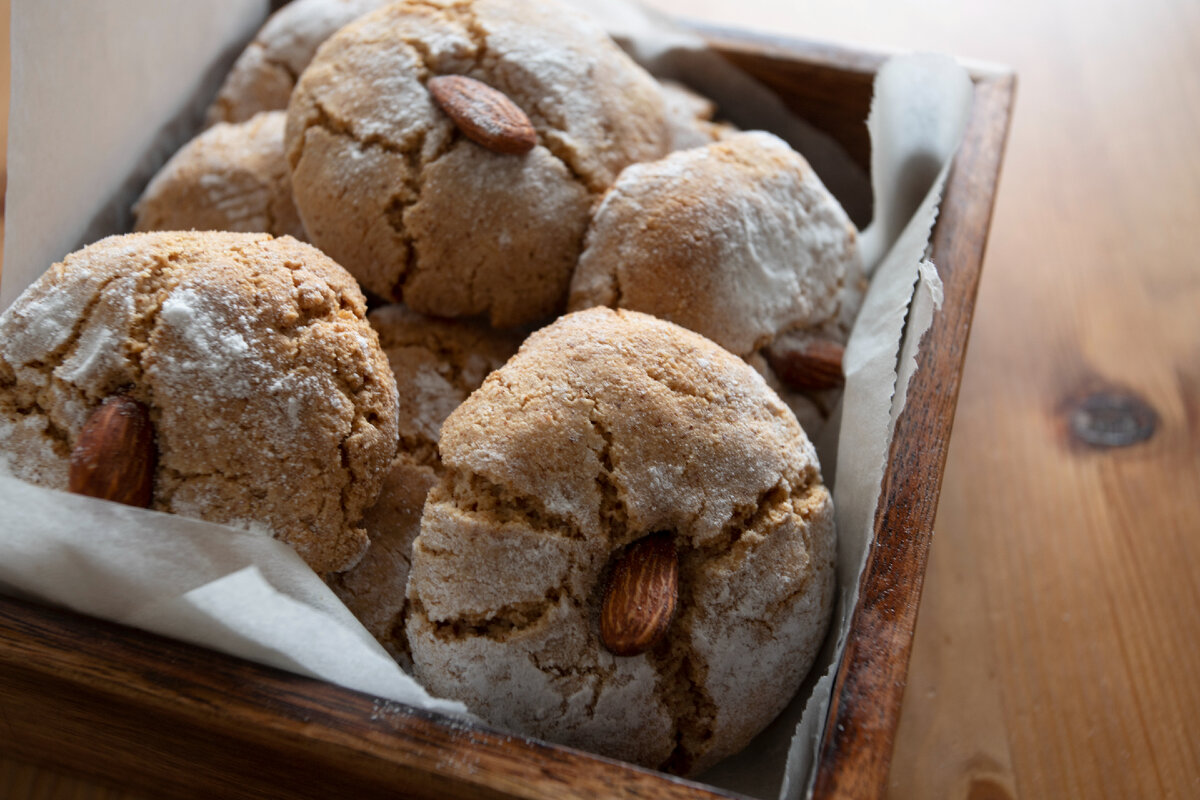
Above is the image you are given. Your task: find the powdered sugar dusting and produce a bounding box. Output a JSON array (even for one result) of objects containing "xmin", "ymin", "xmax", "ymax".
[
  {"xmin": 0, "ymin": 412, "xmax": 68, "ymax": 489},
  {"xmin": 1, "ymin": 278, "xmax": 93, "ymax": 366},
  {"xmin": 53, "ymin": 289, "xmax": 137, "ymax": 388},
  {"xmin": 158, "ymin": 287, "xmax": 258, "ymax": 398},
  {"xmin": 262, "ymin": 0, "xmax": 394, "ymax": 76},
  {"xmin": 572, "ymin": 132, "xmax": 861, "ymax": 357}
]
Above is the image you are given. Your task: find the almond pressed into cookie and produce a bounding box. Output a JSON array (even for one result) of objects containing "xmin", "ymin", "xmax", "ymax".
[
  {"xmin": 405, "ymin": 307, "xmax": 836, "ymax": 775},
  {"xmin": 284, "ymin": 0, "xmax": 671, "ymax": 327},
  {"xmin": 0, "ymin": 231, "xmax": 398, "ymax": 575}
]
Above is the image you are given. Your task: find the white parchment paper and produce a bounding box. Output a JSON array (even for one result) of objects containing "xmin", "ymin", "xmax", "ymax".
[{"xmin": 0, "ymin": 3, "xmax": 972, "ymax": 797}]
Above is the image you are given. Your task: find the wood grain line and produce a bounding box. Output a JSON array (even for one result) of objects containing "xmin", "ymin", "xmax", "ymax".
[
  {"xmin": 812, "ymin": 70, "xmax": 1017, "ymax": 800},
  {"xmin": 0, "ymin": 594, "xmax": 742, "ymax": 800}
]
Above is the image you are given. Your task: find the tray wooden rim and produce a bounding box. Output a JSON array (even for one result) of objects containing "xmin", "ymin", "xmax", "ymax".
[
  {"xmin": 0, "ymin": 27, "xmax": 1016, "ymax": 800},
  {"xmin": 810, "ymin": 50, "xmax": 1016, "ymax": 800}
]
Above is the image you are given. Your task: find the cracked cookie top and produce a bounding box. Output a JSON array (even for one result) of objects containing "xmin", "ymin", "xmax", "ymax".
[
  {"xmin": 568, "ymin": 131, "xmax": 862, "ymax": 357},
  {"xmin": 331, "ymin": 304, "xmax": 523, "ymax": 666},
  {"xmin": 206, "ymin": 0, "xmax": 393, "ymax": 125},
  {"xmin": 134, "ymin": 111, "xmax": 307, "ymax": 241},
  {"xmin": 284, "ymin": 0, "xmax": 670, "ymax": 327},
  {"xmin": 405, "ymin": 307, "xmax": 836, "ymax": 775},
  {"xmin": 0, "ymin": 231, "xmax": 399, "ymax": 576}
]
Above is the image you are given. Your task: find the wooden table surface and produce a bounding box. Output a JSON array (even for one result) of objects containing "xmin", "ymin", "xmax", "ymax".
[{"xmin": 2, "ymin": 0, "xmax": 1198, "ymax": 798}]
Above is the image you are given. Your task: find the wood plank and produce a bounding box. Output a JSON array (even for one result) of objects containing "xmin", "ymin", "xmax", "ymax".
[
  {"xmin": 0, "ymin": 758, "xmax": 146, "ymax": 800},
  {"xmin": 642, "ymin": 2, "xmax": 1200, "ymax": 799},
  {"xmin": 930, "ymin": 2, "xmax": 1200, "ymax": 795},
  {"xmin": 0, "ymin": 595, "xmax": 739, "ymax": 800},
  {"xmin": 809, "ymin": 69, "xmax": 1015, "ymax": 800}
]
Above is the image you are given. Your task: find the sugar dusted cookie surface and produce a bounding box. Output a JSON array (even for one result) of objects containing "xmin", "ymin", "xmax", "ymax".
[
  {"xmin": 284, "ymin": 0, "xmax": 670, "ymax": 327},
  {"xmin": 406, "ymin": 307, "xmax": 836, "ymax": 775},
  {"xmin": 134, "ymin": 111, "xmax": 306, "ymax": 240},
  {"xmin": 330, "ymin": 305, "xmax": 523, "ymax": 665},
  {"xmin": 0, "ymin": 232, "xmax": 398, "ymax": 575},
  {"xmin": 569, "ymin": 131, "xmax": 862, "ymax": 356}
]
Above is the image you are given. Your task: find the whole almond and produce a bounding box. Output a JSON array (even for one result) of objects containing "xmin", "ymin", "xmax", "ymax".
[
  {"xmin": 600, "ymin": 532, "xmax": 678, "ymax": 657},
  {"xmin": 427, "ymin": 75, "xmax": 537, "ymax": 155},
  {"xmin": 765, "ymin": 336, "xmax": 846, "ymax": 392},
  {"xmin": 69, "ymin": 395, "xmax": 157, "ymax": 508}
]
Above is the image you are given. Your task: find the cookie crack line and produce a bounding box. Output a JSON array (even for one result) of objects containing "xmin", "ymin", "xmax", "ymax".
[
  {"xmin": 306, "ymin": 97, "xmax": 412, "ymax": 158},
  {"xmin": 426, "ymin": 0, "xmax": 597, "ymax": 195},
  {"xmin": 317, "ymin": 341, "xmax": 391, "ymax": 538},
  {"xmin": 158, "ymin": 465, "xmax": 263, "ymax": 484},
  {"xmin": 21, "ymin": 271, "xmax": 124, "ymax": 380},
  {"xmin": 152, "ymin": 465, "xmax": 273, "ymax": 509},
  {"xmin": 3, "ymin": 393, "xmax": 73, "ymax": 452},
  {"xmin": 696, "ymin": 470, "xmax": 821, "ymax": 564},
  {"xmin": 583, "ymin": 398, "xmax": 629, "ymax": 545},
  {"xmin": 335, "ymin": 425, "xmax": 357, "ymax": 538},
  {"xmin": 386, "ymin": 4, "xmax": 520, "ymax": 315},
  {"xmin": 21, "ymin": 261, "xmax": 170, "ymax": 443},
  {"xmin": 647, "ymin": 476, "xmax": 818, "ymax": 772},
  {"xmin": 650, "ymin": 615, "xmax": 718, "ymax": 775},
  {"xmin": 609, "ymin": 253, "xmax": 626, "ymax": 308},
  {"xmin": 638, "ymin": 362, "xmax": 716, "ymax": 405},
  {"xmin": 392, "ymin": 131, "xmax": 458, "ymax": 307},
  {"xmin": 445, "ymin": 467, "xmax": 587, "ymax": 539},
  {"xmin": 131, "ymin": 253, "xmax": 182, "ymax": 376},
  {"xmin": 422, "ymin": 589, "xmax": 563, "ymax": 642},
  {"xmin": 262, "ymin": 46, "xmax": 301, "ymax": 87}
]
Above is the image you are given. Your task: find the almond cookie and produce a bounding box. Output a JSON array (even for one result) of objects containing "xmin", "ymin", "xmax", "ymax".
[
  {"xmin": 406, "ymin": 307, "xmax": 836, "ymax": 775},
  {"xmin": 568, "ymin": 131, "xmax": 862, "ymax": 357},
  {"xmin": 284, "ymin": 0, "xmax": 670, "ymax": 327},
  {"xmin": 206, "ymin": 0, "xmax": 392, "ymax": 125},
  {"xmin": 0, "ymin": 232, "xmax": 398, "ymax": 575},
  {"xmin": 134, "ymin": 112, "xmax": 306, "ymax": 240},
  {"xmin": 330, "ymin": 305, "xmax": 523, "ymax": 665}
]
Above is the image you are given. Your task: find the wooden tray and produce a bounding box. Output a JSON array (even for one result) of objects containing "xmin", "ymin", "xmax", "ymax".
[{"xmin": 0, "ymin": 28, "xmax": 1014, "ymax": 800}]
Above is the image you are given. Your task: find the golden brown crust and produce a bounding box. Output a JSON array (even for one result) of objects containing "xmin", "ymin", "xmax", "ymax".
[
  {"xmin": 134, "ymin": 112, "xmax": 306, "ymax": 240},
  {"xmin": 0, "ymin": 231, "xmax": 399, "ymax": 575},
  {"xmin": 284, "ymin": 0, "xmax": 670, "ymax": 326},
  {"xmin": 568, "ymin": 131, "xmax": 862, "ymax": 357},
  {"xmin": 405, "ymin": 308, "xmax": 836, "ymax": 775}
]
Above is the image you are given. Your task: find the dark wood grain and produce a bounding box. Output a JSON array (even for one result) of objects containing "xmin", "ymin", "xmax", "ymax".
[
  {"xmin": 689, "ymin": 25, "xmax": 883, "ymax": 172},
  {"xmin": 0, "ymin": 32, "xmax": 1013, "ymax": 800},
  {"xmin": 0, "ymin": 594, "xmax": 738, "ymax": 800},
  {"xmin": 811, "ymin": 72, "xmax": 1017, "ymax": 800}
]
